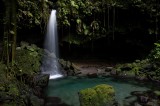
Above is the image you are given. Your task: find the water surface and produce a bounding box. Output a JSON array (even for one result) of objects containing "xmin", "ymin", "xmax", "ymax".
[{"xmin": 46, "ymin": 77, "xmax": 155, "ymax": 106}]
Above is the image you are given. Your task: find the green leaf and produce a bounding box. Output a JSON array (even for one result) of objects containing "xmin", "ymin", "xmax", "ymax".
[
  {"xmin": 28, "ymin": 12, "xmax": 33, "ymax": 17},
  {"xmin": 83, "ymin": 24, "xmax": 86, "ymax": 29},
  {"xmin": 84, "ymin": 29, "xmax": 89, "ymax": 35},
  {"xmin": 76, "ymin": 19, "xmax": 81, "ymax": 24},
  {"xmin": 154, "ymin": 43, "xmax": 160, "ymax": 47},
  {"xmin": 10, "ymin": 31, "xmax": 15, "ymax": 35}
]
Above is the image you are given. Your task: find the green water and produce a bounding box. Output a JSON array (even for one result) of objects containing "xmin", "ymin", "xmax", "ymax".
[{"xmin": 46, "ymin": 77, "xmax": 154, "ymax": 106}]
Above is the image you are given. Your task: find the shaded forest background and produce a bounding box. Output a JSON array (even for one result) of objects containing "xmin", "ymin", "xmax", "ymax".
[{"xmin": 0, "ymin": 0, "xmax": 160, "ymax": 61}]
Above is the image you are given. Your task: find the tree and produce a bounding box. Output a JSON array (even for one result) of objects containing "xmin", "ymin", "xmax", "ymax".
[
  {"xmin": 2, "ymin": 0, "xmax": 17, "ymax": 67},
  {"xmin": 1, "ymin": 0, "xmax": 52, "ymax": 77},
  {"xmin": 56, "ymin": 0, "xmax": 160, "ymax": 45}
]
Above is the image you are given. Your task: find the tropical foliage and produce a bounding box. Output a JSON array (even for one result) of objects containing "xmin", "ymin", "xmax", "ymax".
[
  {"xmin": 56, "ymin": 0, "xmax": 160, "ymax": 44},
  {"xmin": 17, "ymin": 0, "xmax": 53, "ymax": 30}
]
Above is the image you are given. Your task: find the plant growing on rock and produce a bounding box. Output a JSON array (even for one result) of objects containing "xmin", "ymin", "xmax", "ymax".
[{"xmin": 79, "ymin": 84, "xmax": 115, "ymax": 106}]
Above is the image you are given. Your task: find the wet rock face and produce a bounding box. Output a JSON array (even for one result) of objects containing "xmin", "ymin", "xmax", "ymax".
[
  {"xmin": 31, "ymin": 74, "xmax": 49, "ymax": 98},
  {"xmin": 32, "ymin": 74, "xmax": 49, "ymax": 88},
  {"xmin": 30, "ymin": 94, "xmax": 44, "ymax": 106},
  {"xmin": 59, "ymin": 59, "xmax": 80, "ymax": 76}
]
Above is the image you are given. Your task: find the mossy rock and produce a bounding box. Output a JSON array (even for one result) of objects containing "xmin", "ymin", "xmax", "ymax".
[
  {"xmin": 79, "ymin": 88, "xmax": 99, "ymax": 106},
  {"xmin": 94, "ymin": 84, "xmax": 115, "ymax": 105},
  {"xmin": 0, "ymin": 43, "xmax": 45, "ymax": 106},
  {"xmin": 15, "ymin": 45, "xmax": 41, "ymax": 76},
  {"xmin": 79, "ymin": 84, "xmax": 115, "ymax": 106},
  {"xmin": 114, "ymin": 59, "xmax": 152, "ymax": 79}
]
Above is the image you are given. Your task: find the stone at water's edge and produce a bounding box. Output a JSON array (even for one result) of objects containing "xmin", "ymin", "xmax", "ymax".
[
  {"xmin": 30, "ymin": 93, "xmax": 45, "ymax": 106},
  {"xmin": 32, "ymin": 74, "xmax": 49, "ymax": 98},
  {"xmin": 32, "ymin": 74, "xmax": 49, "ymax": 88},
  {"xmin": 87, "ymin": 73, "xmax": 98, "ymax": 78},
  {"xmin": 59, "ymin": 59, "xmax": 81, "ymax": 76},
  {"xmin": 105, "ymin": 67, "xmax": 113, "ymax": 72},
  {"xmin": 78, "ymin": 84, "xmax": 116, "ymax": 106}
]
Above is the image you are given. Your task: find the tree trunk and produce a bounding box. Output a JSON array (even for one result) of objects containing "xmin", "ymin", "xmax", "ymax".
[
  {"xmin": 112, "ymin": 7, "xmax": 115, "ymax": 40},
  {"xmin": 11, "ymin": 0, "xmax": 17, "ymax": 66},
  {"xmin": 2, "ymin": 0, "xmax": 17, "ymax": 67},
  {"xmin": 2, "ymin": 0, "xmax": 10, "ymax": 66},
  {"xmin": 108, "ymin": 6, "xmax": 110, "ymax": 30}
]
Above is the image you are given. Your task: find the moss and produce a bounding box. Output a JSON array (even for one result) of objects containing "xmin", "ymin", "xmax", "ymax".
[
  {"xmin": 94, "ymin": 84, "xmax": 115, "ymax": 106},
  {"xmin": 14, "ymin": 43, "xmax": 42, "ymax": 76},
  {"xmin": 114, "ymin": 59, "xmax": 151, "ymax": 77},
  {"xmin": 79, "ymin": 88, "xmax": 99, "ymax": 106},
  {"xmin": 0, "ymin": 43, "xmax": 44, "ymax": 105},
  {"xmin": 79, "ymin": 84, "xmax": 115, "ymax": 106},
  {"xmin": 7, "ymin": 83, "xmax": 19, "ymax": 97}
]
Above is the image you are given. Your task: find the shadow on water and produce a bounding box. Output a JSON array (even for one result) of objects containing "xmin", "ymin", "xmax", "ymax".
[{"xmin": 44, "ymin": 97, "xmax": 70, "ymax": 106}]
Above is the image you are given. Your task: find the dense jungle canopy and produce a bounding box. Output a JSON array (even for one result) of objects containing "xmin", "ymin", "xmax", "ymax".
[{"xmin": 0, "ymin": 0, "xmax": 160, "ymax": 60}]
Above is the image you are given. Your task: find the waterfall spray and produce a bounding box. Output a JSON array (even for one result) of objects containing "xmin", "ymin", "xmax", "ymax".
[{"xmin": 41, "ymin": 10, "xmax": 63, "ymax": 79}]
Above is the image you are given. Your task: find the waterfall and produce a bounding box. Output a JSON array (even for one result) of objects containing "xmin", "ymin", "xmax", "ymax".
[{"xmin": 41, "ymin": 10, "xmax": 63, "ymax": 79}]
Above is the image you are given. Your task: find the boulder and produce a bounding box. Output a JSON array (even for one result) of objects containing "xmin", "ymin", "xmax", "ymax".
[
  {"xmin": 79, "ymin": 88, "xmax": 99, "ymax": 106},
  {"xmin": 32, "ymin": 74, "xmax": 49, "ymax": 88},
  {"xmin": 97, "ymin": 68, "xmax": 106, "ymax": 76},
  {"xmin": 135, "ymin": 74, "xmax": 148, "ymax": 81},
  {"xmin": 139, "ymin": 96, "xmax": 149, "ymax": 104},
  {"xmin": 110, "ymin": 69, "xmax": 117, "ymax": 75},
  {"xmin": 31, "ymin": 74, "xmax": 49, "ymax": 98},
  {"xmin": 105, "ymin": 67, "xmax": 113, "ymax": 72},
  {"xmin": 87, "ymin": 73, "xmax": 98, "ymax": 78},
  {"xmin": 78, "ymin": 84, "xmax": 115, "ymax": 106},
  {"xmin": 59, "ymin": 59, "xmax": 81, "ymax": 76},
  {"xmin": 30, "ymin": 94, "xmax": 44, "ymax": 106},
  {"xmin": 118, "ymin": 71, "xmax": 135, "ymax": 78}
]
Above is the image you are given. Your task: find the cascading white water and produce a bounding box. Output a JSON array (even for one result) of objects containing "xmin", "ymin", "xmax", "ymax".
[{"xmin": 41, "ymin": 10, "xmax": 63, "ymax": 79}]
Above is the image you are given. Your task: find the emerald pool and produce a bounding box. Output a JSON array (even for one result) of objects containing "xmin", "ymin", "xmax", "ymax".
[{"xmin": 45, "ymin": 77, "xmax": 156, "ymax": 106}]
